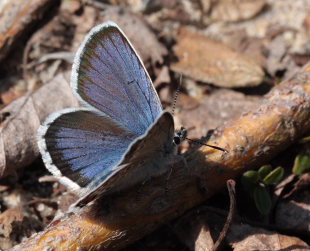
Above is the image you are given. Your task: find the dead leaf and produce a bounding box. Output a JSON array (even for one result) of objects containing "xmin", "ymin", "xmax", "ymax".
[
  {"xmin": 217, "ymin": 29, "xmax": 266, "ymax": 67},
  {"xmin": 143, "ymin": 0, "xmax": 184, "ymax": 14},
  {"xmin": 181, "ymin": 77, "xmax": 207, "ymax": 99},
  {"xmin": 20, "ymin": 3, "xmax": 79, "ymax": 88},
  {"xmin": 209, "ymin": 0, "xmax": 267, "ymax": 23},
  {"xmin": 172, "ymin": 207, "xmax": 310, "ymax": 251},
  {"xmin": 60, "ymin": 0, "xmax": 82, "ymax": 14},
  {"xmin": 303, "ymin": 11, "xmax": 310, "ymax": 34},
  {"xmin": 173, "ymin": 212, "xmax": 214, "ymax": 251},
  {"xmin": 201, "ymin": 0, "xmax": 212, "ymax": 14},
  {"xmin": 0, "ymin": 83, "xmax": 26, "ymax": 105},
  {"xmin": 201, "ymin": 0, "xmax": 310, "ymax": 73},
  {"xmin": 0, "ymin": 207, "xmax": 24, "ymax": 238},
  {"xmin": 25, "ymin": 8, "xmax": 76, "ymax": 58},
  {"xmin": 71, "ymin": 5, "xmax": 98, "ymax": 48},
  {"xmin": 153, "ymin": 66, "xmax": 171, "ymax": 88},
  {"xmin": 0, "ymin": 206, "xmax": 43, "ymax": 249},
  {"xmin": 264, "ymin": 36, "xmax": 289, "ymax": 76},
  {"xmin": 0, "ymin": 0, "xmax": 56, "ymax": 62},
  {"xmin": 292, "ymin": 53, "xmax": 310, "ymax": 67},
  {"xmin": 0, "ymin": 72, "xmax": 78, "ymax": 179},
  {"xmin": 177, "ymin": 93, "xmax": 200, "ymax": 111},
  {"xmin": 136, "ymin": 0, "xmax": 203, "ymax": 26},
  {"xmin": 1, "ymin": 189, "xmax": 32, "ymax": 209},
  {"xmin": 172, "ymin": 28, "xmax": 264, "ymax": 88},
  {"xmin": 228, "ymin": 223, "xmax": 310, "ymax": 251},
  {"xmin": 275, "ymin": 188, "xmax": 310, "ymax": 233},
  {"xmin": 176, "ymin": 89, "xmax": 260, "ymax": 138},
  {"xmin": 100, "ymin": 5, "xmax": 168, "ymax": 65},
  {"xmin": 264, "ymin": 35, "xmax": 303, "ymax": 79}
]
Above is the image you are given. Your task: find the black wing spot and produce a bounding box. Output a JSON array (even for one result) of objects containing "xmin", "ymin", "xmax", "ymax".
[{"xmin": 127, "ymin": 79, "xmax": 137, "ymax": 85}]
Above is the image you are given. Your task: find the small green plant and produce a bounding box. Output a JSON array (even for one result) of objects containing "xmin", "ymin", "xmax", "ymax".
[
  {"xmin": 242, "ymin": 165, "xmax": 284, "ymax": 215},
  {"xmin": 292, "ymin": 153, "xmax": 310, "ymax": 175},
  {"xmin": 293, "ymin": 135, "xmax": 310, "ymax": 175}
]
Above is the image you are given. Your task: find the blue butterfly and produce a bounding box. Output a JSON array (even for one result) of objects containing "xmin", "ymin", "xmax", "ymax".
[{"xmin": 38, "ymin": 21, "xmax": 187, "ymax": 207}]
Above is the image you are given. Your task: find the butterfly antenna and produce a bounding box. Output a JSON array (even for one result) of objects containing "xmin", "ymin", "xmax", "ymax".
[
  {"xmin": 172, "ymin": 74, "xmax": 182, "ymax": 116},
  {"xmin": 172, "ymin": 76, "xmax": 227, "ymax": 154},
  {"xmin": 186, "ymin": 137, "xmax": 228, "ymax": 153}
]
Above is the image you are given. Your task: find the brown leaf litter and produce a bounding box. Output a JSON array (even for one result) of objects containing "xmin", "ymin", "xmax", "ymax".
[
  {"xmin": 172, "ymin": 27, "xmax": 264, "ymax": 88},
  {"xmin": 0, "ymin": 73, "xmax": 78, "ymax": 178}
]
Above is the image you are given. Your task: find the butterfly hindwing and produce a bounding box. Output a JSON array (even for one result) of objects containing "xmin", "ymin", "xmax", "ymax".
[
  {"xmin": 72, "ymin": 22, "xmax": 163, "ymax": 135},
  {"xmin": 38, "ymin": 108, "xmax": 138, "ymax": 191},
  {"xmin": 74, "ymin": 111, "xmax": 175, "ymax": 207}
]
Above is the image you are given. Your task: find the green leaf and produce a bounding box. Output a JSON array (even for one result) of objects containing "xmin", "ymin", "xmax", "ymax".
[
  {"xmin": 292, "ymin": 153, "xmax": 310, "ymax": 175},
  {"xmin": 254, "ymin": 185, "xmax": 272, "ymax": 215},
  {"xmin": 258, "ymin": 165, "xmax": 272, "ymax": 180},
  {"xmin": 242, "ymin": 171, "xmax": 259, "ymax": 196},
  {"xmin": 242, "ymin": 170, "xmax": 259, "ymax": 184},
  {"xmin": 263, "ymin": 167, "xmax": 284, "ymax": 185}
]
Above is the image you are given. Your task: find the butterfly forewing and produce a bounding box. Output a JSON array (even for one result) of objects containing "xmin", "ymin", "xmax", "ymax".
[{"xmin": 72, "ymin": 22, "xmax": 162, "ymax": 135}]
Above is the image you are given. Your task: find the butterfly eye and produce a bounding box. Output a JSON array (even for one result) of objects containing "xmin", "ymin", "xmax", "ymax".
[{"xmin": 173, "ymin": 136, "xmax": 181, "ymax": 145}]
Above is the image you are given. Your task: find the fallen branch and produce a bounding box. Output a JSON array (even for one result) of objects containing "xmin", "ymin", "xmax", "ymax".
[
  {"xmin": 11, "ymin": 63, "xmax": 310, "ymax": 250},
  {"xmin": 0, "ymin": 0, "xmax": 56, "ymax": 62}
]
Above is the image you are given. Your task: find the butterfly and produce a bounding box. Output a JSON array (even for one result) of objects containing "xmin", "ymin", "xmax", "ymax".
[{"xmin": 37, "ymin": 21, "xmax": 188, "ymax": 207}]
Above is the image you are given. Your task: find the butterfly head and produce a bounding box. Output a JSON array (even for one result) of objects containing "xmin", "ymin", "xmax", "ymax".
[
  {"xmin": 173, "ymin": 126, "xmax": 229, "ymax": 153},
  {"xmin": 173, "ymin": 126, "xmax": 187, "ymax": 145}
]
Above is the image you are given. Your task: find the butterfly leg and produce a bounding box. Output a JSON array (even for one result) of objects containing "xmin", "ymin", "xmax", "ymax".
[
  {"xmin": 164, "ymin": 167, "xmax": 173, "ymax": 195},
  {"xmin": 164, "ymin": 155, "xmax": 188, "ymax": 195}
]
